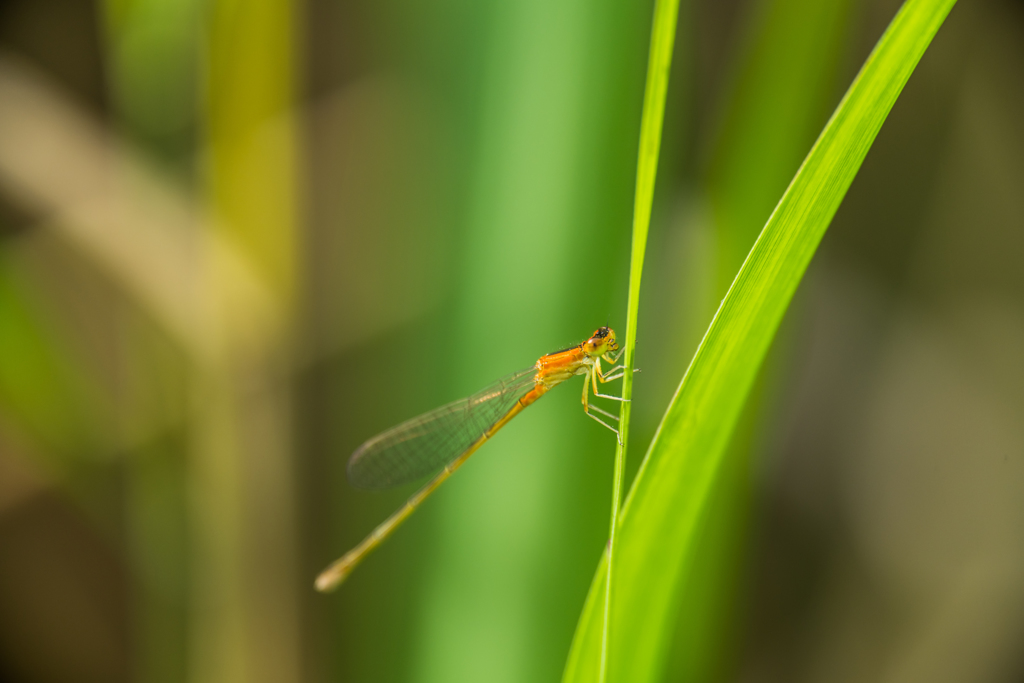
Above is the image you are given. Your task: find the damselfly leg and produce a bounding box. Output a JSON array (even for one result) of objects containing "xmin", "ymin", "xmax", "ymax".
[{"xmin": 581, "ymin": 356, "xmax": 639, "ymax": 445}]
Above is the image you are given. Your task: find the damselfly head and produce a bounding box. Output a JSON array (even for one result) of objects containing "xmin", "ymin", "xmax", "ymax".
[{"xmin": 583, "ymin": 326, "xmax": 618, "ymax": 357}]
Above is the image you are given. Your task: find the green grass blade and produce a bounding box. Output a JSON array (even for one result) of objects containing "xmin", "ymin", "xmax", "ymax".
[
  {"xmin": 564, "ymin": 1, "xmax": 957, "ymax": 681},
  {"xmin": 601, "ymin": 0, "xmax": 681, "ymax": 680}
]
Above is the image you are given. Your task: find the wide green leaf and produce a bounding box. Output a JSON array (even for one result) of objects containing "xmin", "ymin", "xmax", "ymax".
[{"xmin": 563, "ymin": 1, "xmax": 957, "ymax": 681}]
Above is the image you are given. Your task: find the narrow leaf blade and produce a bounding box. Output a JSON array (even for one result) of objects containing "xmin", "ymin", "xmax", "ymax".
[{"xmin": 564, "ymin": 1, "xmax": 958, "ymax": 681}]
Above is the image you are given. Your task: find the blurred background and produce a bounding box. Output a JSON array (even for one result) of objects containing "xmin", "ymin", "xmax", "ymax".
[{"xmin": 0, "ymin": 0, "xmax": 1021, "ymax": 682}]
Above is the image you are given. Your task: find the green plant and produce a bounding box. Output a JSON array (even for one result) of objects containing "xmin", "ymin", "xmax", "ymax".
[{"xmin": 569, "ymin": 0, "xmax": 957, "ymax": 681}]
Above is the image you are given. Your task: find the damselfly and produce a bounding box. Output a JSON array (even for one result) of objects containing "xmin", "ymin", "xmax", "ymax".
[{"xmin": 315, "ymin": 326, "xmax": 628, "ymax": 592}]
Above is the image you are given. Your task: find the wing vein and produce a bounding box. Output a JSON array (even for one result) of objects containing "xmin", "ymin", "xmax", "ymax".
[{"xmin": 346, "ymin": 366, "xmax": 538, "ymax": 489}]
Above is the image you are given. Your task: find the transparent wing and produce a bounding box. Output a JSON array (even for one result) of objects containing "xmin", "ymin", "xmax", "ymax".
[{"xmin": 347, "ymin": 366, "xmax": 538, "ymax": 489}]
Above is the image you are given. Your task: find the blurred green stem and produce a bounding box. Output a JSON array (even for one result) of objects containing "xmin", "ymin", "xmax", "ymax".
[{"xmin": 193, "ymin": 2, "xmax": 302, "ymax": 683}]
